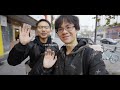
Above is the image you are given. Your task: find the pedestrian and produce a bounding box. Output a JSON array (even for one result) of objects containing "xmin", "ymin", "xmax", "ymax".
[
  {"xmin": 29, "ymin": 15, "xmax": 109, "ymax": 75},
  {"xmin": 7, "ymin": 19, "xmax": 59, "ymax": 75}
]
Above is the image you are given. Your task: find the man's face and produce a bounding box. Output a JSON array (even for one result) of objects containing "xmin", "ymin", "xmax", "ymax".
[
  {"xmin": 57, "ymin": 21, "xmax": 77, "ymax": 44},
  {"xmin": 37, "ymin": 21, "xmax": 51, "ymax": 39}
]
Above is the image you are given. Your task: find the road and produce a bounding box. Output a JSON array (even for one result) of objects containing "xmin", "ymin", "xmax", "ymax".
[
  {"xmin": 0, "ymin": 39, "xmax": 120, "ymax": 75},
  {"xmin": 0, "ymin": 57, "xmax": 29, "ymax": 75}
]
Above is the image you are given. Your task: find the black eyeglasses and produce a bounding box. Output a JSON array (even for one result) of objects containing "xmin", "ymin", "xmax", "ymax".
[
  {"xmin": 57, "ymin": 25, "xmax": 75, "ymax": 33},
  {"xmin": 37, "ymin": 26, "xmax": 50, "ymax": 30}
]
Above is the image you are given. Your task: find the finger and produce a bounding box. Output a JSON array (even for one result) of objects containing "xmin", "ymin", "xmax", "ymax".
[
  {"xmin": 26, "ymin": 24, "xmax": 29, "ymax": 33},
  {"xmin": 24, "ymin": 23, "xmax": 28, "ymax": 33},
  {"xmin": 22, "ymin": 23, "xmax": 26, "ymax": 33},
  {"xmin": 19, "ymin": 27, "xmax": 22, "ymax": 35},
  {"xmin": 45, "ymin": 51, "xmax": 48, "ymax": 56},
  {"xmin": 48, "ymin": 49, "xmax": 52, "ymax": 55},
  {"xmin": 54, "ymin": 56, "xmax": 57, "ymax": 62},
  {"xmin": 46, "ymin": 49, "xmax": 50, "ymax": 55},
  {"xmin": 28, "ymin": 25, "xmax": 31, "ymax": 32},
  {"xmin": 51, "ymin": 51, "xmax": 55, "ymax": 57}
]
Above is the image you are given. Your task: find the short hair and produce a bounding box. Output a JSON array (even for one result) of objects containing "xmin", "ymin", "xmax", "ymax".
[
  {"xmin": 36, "ymin": 19, "xmax": 51, "ymax": 28},
  {"xmin": 55, "ymin": 15, "xmax": 80, "ymax": 33}
]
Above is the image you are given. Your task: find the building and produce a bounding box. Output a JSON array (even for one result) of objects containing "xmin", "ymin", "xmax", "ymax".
[
  {"xmin": 97, "ymin": 15, "xmax": 120, "ymax": 39},
  {"xmin": 0, "ymin": 15, "xmax": 38, "ymax": 60},
  {"xmin": 106, "ymin": 26, "xmax": 120, "ymax": 39}
]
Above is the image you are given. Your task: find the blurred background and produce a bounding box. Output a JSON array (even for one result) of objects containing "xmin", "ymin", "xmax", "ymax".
[{"xmin": 0, "ymin": 15, "xmax": 120, "ymax": 75}]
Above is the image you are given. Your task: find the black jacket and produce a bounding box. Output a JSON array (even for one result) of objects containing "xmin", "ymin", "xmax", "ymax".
[
  {"xmin": 29, "ymin": 38, "xmax": 109, "ymax": 75},
  {"xmin": 7, "ymin": 36, "xmax": 59, "ymax": 70}
]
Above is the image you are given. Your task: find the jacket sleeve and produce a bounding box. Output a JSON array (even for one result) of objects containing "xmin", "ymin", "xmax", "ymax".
[
  {"xmin": 7, "ymin": 42, "xmax": 34, "ymax": 66},
  {"xmin": 88, "ymin": 50, "xmax": 109, "ymax": 75}
]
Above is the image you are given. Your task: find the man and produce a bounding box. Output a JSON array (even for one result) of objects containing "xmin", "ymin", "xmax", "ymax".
[
  {"xmin": 29, "ymin": 15, "xmax": 109, "ymax": 75},
  {"xmin": 7, "ymin": 19, "xmax": 59, "ymax": 75}
]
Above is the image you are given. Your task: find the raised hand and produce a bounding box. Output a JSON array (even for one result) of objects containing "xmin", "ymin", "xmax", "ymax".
[
  {"xmin": 19, "ymin": 23, "xmax": 32, "ymax": 45},
  {"xmin": 43, "ymin": 49, "xmax": 57, "ymax": 68}
]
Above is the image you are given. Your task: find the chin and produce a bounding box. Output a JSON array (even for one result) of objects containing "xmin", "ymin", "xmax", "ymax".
[
  {"xmin": 62, "ymin": 40, "xmax": 72, "ymax": 44},
  {"xmin": 40, "ymin": 36, "xmax": 48, "ymax": 39}
]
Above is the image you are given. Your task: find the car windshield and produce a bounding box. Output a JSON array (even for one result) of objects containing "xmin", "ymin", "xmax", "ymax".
[{"xmin": 107, "ymin": 38, "xmax": 116, "ymax": 42}]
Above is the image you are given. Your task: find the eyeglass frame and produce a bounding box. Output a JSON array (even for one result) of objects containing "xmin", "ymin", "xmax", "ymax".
[
  {"xmin": 57, "ymin": 25, "xmax": 75, "ymax": 34},
  {"xmin": 37, "ymin": 26, "xmax": 50, "ymax": 30}
]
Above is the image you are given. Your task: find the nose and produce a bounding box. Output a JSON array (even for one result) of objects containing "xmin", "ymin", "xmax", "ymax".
[
  {"xmin": 62, "ymin": 29, "xmax": 68, "ymax": 34},
  {"xmin": 41, "ymin": 28, "xmax": 46, "ymax": 32}
]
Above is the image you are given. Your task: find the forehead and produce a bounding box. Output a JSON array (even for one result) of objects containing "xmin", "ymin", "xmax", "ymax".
[
  {"xmin": 60, "ymin": 21, "xmax": 73, "ymax": 27},
  {"xmin": 38, "ymin": 21, "xmax": 49, "ymax": 26}
]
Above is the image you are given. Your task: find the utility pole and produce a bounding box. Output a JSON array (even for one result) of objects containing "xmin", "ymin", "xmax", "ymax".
[{"xmin": 94, "ymin": 15, "xmax": 98, "ymax": 44}]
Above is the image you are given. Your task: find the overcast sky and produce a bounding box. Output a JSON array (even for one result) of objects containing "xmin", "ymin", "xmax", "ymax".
[{"xmin": 29, "ymin": 15, "xmax": 96, "ymax": 31}]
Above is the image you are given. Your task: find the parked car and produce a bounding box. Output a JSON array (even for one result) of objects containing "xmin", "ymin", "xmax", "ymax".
[
  {"xmin": 79, "ymin": 38, "xmax": 94, "ymax": 45},
  {"xmin": 100, "ymin": 38, "xmax": 118, "ymax": 45},
  {"xmin": 79, "ymin": 37, "xmax": 103, "ymax": 52}
]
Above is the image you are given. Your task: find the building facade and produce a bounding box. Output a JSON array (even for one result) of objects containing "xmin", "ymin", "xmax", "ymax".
[{"xmin": 0, "ymin": 15, "xmax": 38, "ymax": 60}]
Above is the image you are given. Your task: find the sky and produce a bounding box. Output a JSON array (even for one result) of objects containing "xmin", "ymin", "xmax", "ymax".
[{"xmin": 29, "ymin": 15, "xmax": 96, "ymax": 31}]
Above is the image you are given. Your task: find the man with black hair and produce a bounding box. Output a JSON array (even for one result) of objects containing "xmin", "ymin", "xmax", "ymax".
[
  {"xmin": 30, "ymin": 15, "xmax": 109, "ymax": 75},
  {"xmin": 7, "ymin": 19, "xmax": 59, "ymax": 75}
]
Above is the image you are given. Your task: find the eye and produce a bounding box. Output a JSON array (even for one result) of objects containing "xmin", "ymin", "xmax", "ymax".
[
  {"xmin": 45, "ymin": 26, "xmax": 50, "ymax": 29},
  {"xmin": 66, "ymin": 26, "xmax": 71, "ymax": 29},
  {"xmin": 38, "ymin": 26, "xmax": 42, "ymax": 29},
  {"xmin": 58, "ymin": 28, "xmax": 63, "ymax": 31}
]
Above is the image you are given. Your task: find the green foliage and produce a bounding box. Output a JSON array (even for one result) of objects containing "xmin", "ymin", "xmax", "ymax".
[{"xmin": 93, "ymin": 15, "xmax": 120, "ymax": 27}]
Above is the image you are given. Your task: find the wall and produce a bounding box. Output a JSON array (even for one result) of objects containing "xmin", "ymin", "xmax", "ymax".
[{"xmin": 0, "ymin": 24, "xmax": 4, "ymax": 58}]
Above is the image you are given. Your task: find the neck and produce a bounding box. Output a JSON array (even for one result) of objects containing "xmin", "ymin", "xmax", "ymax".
[
  {"xmin": 66, "ymin": 39, "xmax": 78, "ymax": 55},
  {"xmin": 39, "ymin": 37, "xmax": 48, "ymax": 43}
]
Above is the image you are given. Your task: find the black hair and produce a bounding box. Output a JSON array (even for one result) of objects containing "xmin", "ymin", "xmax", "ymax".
[
  {"xmin": 36, "ymin": 19, "xmax": 51, "ymax": 28},
  {"xmin": 55, "ymin": 15, "xmax": 80, "ymax": 33}
]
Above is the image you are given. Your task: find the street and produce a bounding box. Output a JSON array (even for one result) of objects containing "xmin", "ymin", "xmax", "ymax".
[
  {"xmin": 100, "ymin": 42, "xmax": 120, "ymax": 75},
  {"xmin": 0, "ymin": 39, "xmax": 120, "ymax": 75},
  {"xmin": 0, "ymin": 57, "xmax": 29, "ymax": 75}
]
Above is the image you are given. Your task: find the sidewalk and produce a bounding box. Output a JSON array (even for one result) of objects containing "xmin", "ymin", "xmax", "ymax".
[
  {"xmin": 0, "ymin": 51, "xmax": 10, "ymax": 62},
  {"xmin": 0, "ymin": 57, "xmax": 29, "ymax": 75}
]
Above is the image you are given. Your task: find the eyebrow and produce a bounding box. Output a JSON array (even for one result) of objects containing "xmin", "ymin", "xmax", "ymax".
[
  {"xmin": 38, "ymin": 26, "xmax": 50, "ymax": 27},
  {"xmin": 59, "ymin": 24, "xmax": 73, "ymax": 28}
]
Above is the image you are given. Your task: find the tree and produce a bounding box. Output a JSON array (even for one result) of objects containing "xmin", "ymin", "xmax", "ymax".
[
  {"xmin": 92, "ymin": 15, "xmax": 120, "ymax": 43},
  {"xmin": 93, "ymin": 15, "xmax": 120, "ymax": 27}
]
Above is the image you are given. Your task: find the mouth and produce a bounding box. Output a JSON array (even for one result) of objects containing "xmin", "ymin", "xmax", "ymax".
[
  {"xmin": 62, "ymin": 36, "xmax": 70, "ymax": 40},
  {"xmin": 41, "ymin": 33, "xmax": 47, "ymax": 36}
]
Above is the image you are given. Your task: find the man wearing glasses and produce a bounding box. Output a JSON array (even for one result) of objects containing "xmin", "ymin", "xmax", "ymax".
[{"xmin": 30, "ymin": 15, "xmax": 109, "ymax": 75}]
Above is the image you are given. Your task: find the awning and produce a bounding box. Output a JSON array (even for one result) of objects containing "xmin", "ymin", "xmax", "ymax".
[{"xmin": 5, "ymin": 15, "xmax": 38, "ymax": 27}]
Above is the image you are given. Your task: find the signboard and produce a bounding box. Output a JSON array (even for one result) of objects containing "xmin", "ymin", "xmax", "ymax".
[
  {"xmin": 0, "ymin": 15, "xmax": 7, "ymax": 27},
  {"xmin": 0, "ymin": 24, "xmax": 4, "ymax": 57}
]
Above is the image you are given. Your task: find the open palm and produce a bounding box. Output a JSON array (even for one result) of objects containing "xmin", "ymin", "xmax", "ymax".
[
  {"xmin": 43, "ymin": 49, "xmax": 57, "ymax": 68},
  {"xmin": 19, "ymin": 23, "xmax": 32, "ymax": 45}
]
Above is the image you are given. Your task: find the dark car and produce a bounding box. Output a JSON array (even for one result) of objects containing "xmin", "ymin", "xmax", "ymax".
[
  {"xmin": 78, "ymin": 38, "xmax": 94, "ymax": 45},
  {"xmin": 100, "ymin": 38, "xmax": 118, "ymax": 45},
  {"xmin": 78, "ymin": 37, "xmax": 103, "ymax": 52}
]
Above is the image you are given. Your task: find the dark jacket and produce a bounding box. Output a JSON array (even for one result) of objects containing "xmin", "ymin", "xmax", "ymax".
[
  {"xmin": 7, "ymin": 36, "xmax": 59, "ymax": 71},
  {"xmin": 29, "ymin": 38, "xmax": 109, "ymax": 75}
]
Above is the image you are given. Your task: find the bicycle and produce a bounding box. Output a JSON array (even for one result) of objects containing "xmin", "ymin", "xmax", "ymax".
[{"xmin": 102, "ymin": 45, "xmax": 119, "ymax": 64}]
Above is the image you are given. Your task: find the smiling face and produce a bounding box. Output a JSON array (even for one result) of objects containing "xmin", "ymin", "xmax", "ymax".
[
  {"xmin": 55, "ymin": 15, "xmax": 80, "ymax": 45},
  {"xmin": 57, "ymin": 21, "xmax": 77, "ymax": 44},
  {"xmin": 37, "ymin": 21, "xmax": 51, "ymax": 39}
]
